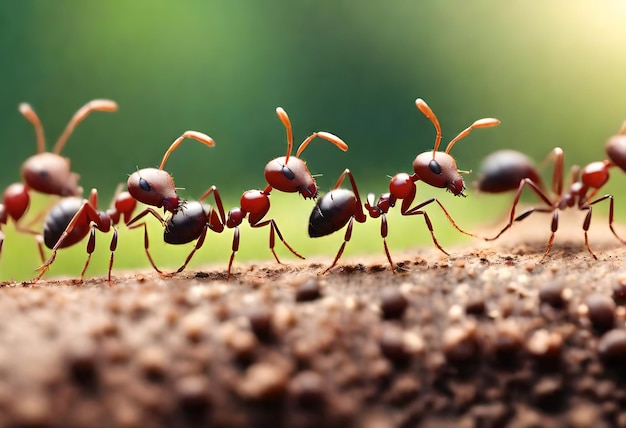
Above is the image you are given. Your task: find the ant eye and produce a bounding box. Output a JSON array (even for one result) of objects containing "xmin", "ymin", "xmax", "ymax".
[
  {"xmin": 139, "ymin": 177, "xmax": 152, "ymax": 192},
  {"xmin": 281, "ymin": 166, "xmax": 296, "ymax": 180},
  {"xmin": 429, "ymin": 160, "xmax": 442, "ymax": 175}
]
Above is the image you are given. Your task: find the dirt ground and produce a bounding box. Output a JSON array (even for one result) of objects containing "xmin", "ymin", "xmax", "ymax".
[{"xmin": 2, "ymin": 219, "xmax": 626, "ymax": 428}]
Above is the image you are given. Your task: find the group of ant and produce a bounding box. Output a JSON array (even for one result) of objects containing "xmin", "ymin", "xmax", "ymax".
[{"xmin": 2, "ymin": 98, "xmax": 626, "ymax": 284}]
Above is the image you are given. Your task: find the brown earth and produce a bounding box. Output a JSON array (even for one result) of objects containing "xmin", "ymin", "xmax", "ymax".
[{"xmin": 2, "ymin": 219, "xmax": 626, "ymax": 428}]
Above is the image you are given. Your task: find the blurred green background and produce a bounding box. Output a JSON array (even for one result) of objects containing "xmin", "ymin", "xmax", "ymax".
[{"xmin": 2, "ymin": 1, "xmax": 626, "ymax": 281}]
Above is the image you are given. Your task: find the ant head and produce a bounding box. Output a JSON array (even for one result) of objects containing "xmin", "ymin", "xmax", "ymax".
[
  {"xmin": 264, "ymin": 156, "xmax": 318, "ymax": 198},
  {"xmin": 476, "ymin": 150, "xmax": 542, "ymax": 193},
  {"xmin": 413, "ymin": 152, "xmax": 465, "ymax": 196},
  {"xmin": 127, "ymin": 168, "xmax": 180, "ymax": 213},
  {"xmin": 127, "ymin": 130, "xmax": 215, "ymax": 213},
  {"xmin": 413, "ymin": 98, "xmax": 500, "ymax": 197},
  {"xmin": 267, "ymin": 107, "xmax": 347, "ymax": 198},
  {"xmin": 18, "ymin": 100, "xmax": 117, "ymax": 197},
  {"xmin": 605, "ymin": 121, "xmax": 626, "ymax": 172},
  {"xmin": 21, "ymin": 152, "xmax": 83, "ymax": 196}
]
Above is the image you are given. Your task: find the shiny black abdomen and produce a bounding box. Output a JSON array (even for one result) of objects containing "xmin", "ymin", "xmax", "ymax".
[
  {"xmin": 308, "ymin": 189, "xmax": 357, "ymax": 238},
  {"xmin": 43, "ymin": 197, "xmax": 89, "ymax": 249},
  {"xmin": 164, "ymin": 201, "xmax": 208, "ymax": 245}
]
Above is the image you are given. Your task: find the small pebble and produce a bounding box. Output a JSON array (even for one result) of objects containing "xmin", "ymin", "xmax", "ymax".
[
  {"xmin": 613, "ymin": 282, "xmax": 626, "ymax": 305},
  {"xmin": 598, "ymin": 329, "xmax": 626, "ymax": 365},
  {"xmin": 237, "ymin": 363, "xmax": 289, "ymax": 401},
  {"xmin": 379, "ymin": 287, "xmax": 408, "ymax": 319},
  {"xmin": 539, "ymin": 283, "xmax": 565, "ymax": 308},
  {"xmin": 246, "ymin": 305, "xmax": 274, "ymax": 340},
  {"xmin": 527, "ymin": 329, "xmax": 562, "ymax": 364},
  {"xmin": 586, "ymin": 293, "xmax": 615, "ymax": 331},
  {"xmin": 295, "ymin": 278, "xmax": 322, "ymax": 302},
  {"xmin": 465, "ymin": 298, "xmax": 486, "ymax": 316},
  {"xmin": 442, "ymin": 324, "xmax": 478, "ymax": 364},
  {"xmin": 379, "ymin": 325, "xmax": 409, "ymax": 363},
  {"xmin": 290, "ymin": 370, "xmax": 326, "ymax": 410}
]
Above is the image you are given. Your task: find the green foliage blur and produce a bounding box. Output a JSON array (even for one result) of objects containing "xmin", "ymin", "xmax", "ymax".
[{"xmin": 1, "ymin": 1, "xmax": 626, "ymax": 281}]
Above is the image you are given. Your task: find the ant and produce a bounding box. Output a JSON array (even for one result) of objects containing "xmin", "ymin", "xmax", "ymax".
[
  {"xmin": 33, "ymin": 186, "xmax": 137, "ymax": 284},
  {"xmin": 476, "ymin": 121, "xmax": 626, "ymax": 261},
  {"xmin": 223, "ymin": 107, "xmax": 347, "ymax": 277},
  {"xmin": 308, "ymin": 98, "xmax": 500, "ymax": 272},
  {"xmin": 0, "ymin": 99, "xmax": 118, "ymax": 262},
  {"xmin": 125, "ymin": 130, "xmax": 217, "ymax": 273}
]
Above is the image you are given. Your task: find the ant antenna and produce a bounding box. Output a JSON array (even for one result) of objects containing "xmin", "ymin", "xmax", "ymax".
[
  {"xmin": 415, "ymin": 98, "xmax": 442, "ymax": 158},
  {"xmin": 276, "ymin": 107, "xmax": 294, "ymax": 164},
  {"xmin": 619, "ymin": 121, "xmax": 626, "ymax": 135},
  {"xmin": 296, "ymin": 131, "xmax": 348, "ymax": 157},
  {"xmin": 159, "ymin": 130, "xmax": 215, "ymax": 170},
  {"xmin": 445, "ymin": 118, "xmax": 500, "ymax": 154},
  {"xmin": 53, "ymin": 99, "xmax": 119, "ymax": 155},
  {"xmin": 19, "ymin": 103, "xmax": 46, "ymax": 154}
]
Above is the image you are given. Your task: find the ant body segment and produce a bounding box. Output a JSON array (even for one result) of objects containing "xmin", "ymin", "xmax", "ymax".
[
  {"xmin": 309, "ymin": 98, "xmax": 500, "ymax": 272},
  {"xmin": 33, "ymin": 187, "xmax": 137, "ymax": 284},
  {"xmin": 476, "ymin": 121, "xmax": 626, "ymax": 261},
  {"xmin": 0, "ymin": 99, "xmax": 118, "ymax": 261}
]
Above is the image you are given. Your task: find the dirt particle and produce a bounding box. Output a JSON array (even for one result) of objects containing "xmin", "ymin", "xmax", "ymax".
[
  {"xmin": 237, "ymin": 362, "xmax": 289, "ymax": 401},
  {"xmin": 598, "ymin": 329, "xmax": 626, "ymax": 365},
  {"xmin": 442, "ymin": 323, "xmax": 479, "ymax": 365},
  {"xmin": 379, "ymin": 325, "xmax": 409, "ymax": 364},
  {"xmin": 176, "ymin": 375, "xmax": 212, "ymax": 416},
  {"xmin": 613, "ymin": 281, "xmax": 626, "ymax": 305},
  {"xmin": 539, "ymin": 282, "xmax": 565, "ymax": 308},
  {"xmin": 290, "ymin": 370, "xmax": 326, "ymax": 410},
  {"xmin": 295, "ymin": 278, "xmax": 322, "ymax": 302},
  {"xmin": 246, "ymin": 305, "xmax": 274, "ymax": 340},
  {"xmin": 465, "ymin": 297, "xmax": 486, "ymax": 316},
  {"xmin": 527, "ymin": 329, "xmax": 562, "ymax": 365},
  {"xmin": 532, "ymin": 377, "xmax": 564, "ymax": 410},
  {"xmin": 379, "ymin": 287, "xmax": 408, "ymax": 319},
  {"xmin": 225, "ymin": 329, "xmax": 258, "ymax": 362},
  {"xmin": 586, "ymin": 293, "xmax": 615, "ymax": 332},
  {"xmin": 137, "ymin": 347, "xmax": 169, "ymax": 382}
]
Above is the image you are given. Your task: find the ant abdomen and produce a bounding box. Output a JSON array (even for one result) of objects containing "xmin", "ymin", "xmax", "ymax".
[
  {"xmin": 309, "ymin": 189, "xmax": 358, "ymax": 238},
  {"xmin": 605, "ymin": 122, "xmax": 626, "ymax": 172},
  {"xmin": 43, "ymin": 198, "xmax": 90, "ymax": 249},
  {"xmin": 476, "ymin": 150, "xmax": 542, "ymax": 193},
  {"xmin": 164, "ymin": 201, "xmax": 211, "ymax": 245}
]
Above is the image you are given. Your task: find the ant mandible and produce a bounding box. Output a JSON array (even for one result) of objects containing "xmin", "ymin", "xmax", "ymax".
[
  {"xmin": 224, "ymin": 107, "xmax": 347, "ymax": 277},
  {"xmin": 309, "ymin": 98, "xmax": 500, "ymax": 272},
  {"xmin": 0, "ymin": 99, "xmax": 118, "ymax": 261},
  {"xmin": 476, "ymin": 121, "xmax": 626, "ymax": 261},
  {"xmin": 33, "ymin": 186, "xmax": 137, "ymax": 284}
]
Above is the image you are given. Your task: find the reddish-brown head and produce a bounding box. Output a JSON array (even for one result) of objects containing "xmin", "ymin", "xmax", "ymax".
[
  {"xmin": 413, "ymin": 98, "xmax": 500, "ymax": 197},
  {"xmin": 127, "ymin": 130, "xmax": 215, "ymax": 213},
  {"xmin": 127, "ymin": 168, "xmax": 180, "ymax": 213},
  {"xmin": 265, "ymin": 107, "xmax": 347, "ymax": 199},
  {"xmin": 606, "ymin": 121, "xmax": 626, "ymax": 173},
  {"xmin": 21, "ymin": 152, "xmax": 82, "ymax": 196}
]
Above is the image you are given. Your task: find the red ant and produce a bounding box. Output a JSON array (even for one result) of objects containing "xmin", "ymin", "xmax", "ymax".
[
  {"xmin": 308, "ymin": 98, "xmax": 500, "ymax": 272},
  {"xmin": 223, "ymin": 107, "xmax": 347, "ymax": 277},
  {"xmin": 125, "ymin": 130, "xmax": 217, "ymax": 273},
  {"xmin": 476, "ymin": 121, "xmax": 626, "ymax": 261},
  {"xmin": 33, "ymin": 186, "xmax": 137, "ymax": 284},
  {"xmin": 0, "ymin": 99, "xmax": 118, "ymax": 262}
]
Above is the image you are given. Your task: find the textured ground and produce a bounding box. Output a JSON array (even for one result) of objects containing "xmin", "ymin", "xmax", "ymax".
[{"xmin": 2, "ymin": 220, "xmax": 626, "ymax": 427}]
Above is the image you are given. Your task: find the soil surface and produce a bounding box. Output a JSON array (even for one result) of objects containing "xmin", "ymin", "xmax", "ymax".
[{"xmin": 2, "ymin": 220, "xmax": 626, "ymax": 428}]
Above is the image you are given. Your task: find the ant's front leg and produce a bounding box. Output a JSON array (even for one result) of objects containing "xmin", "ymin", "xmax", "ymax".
[{"xmin": 127, "ymin": 208, "xmax": 168, "ymax": 275}]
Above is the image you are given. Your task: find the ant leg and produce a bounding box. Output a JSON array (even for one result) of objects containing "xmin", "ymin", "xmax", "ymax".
[
  {"xmin": 108, "ymin": 226, "xmax": 118, "ymax": 285},
  {"xmin": 227, "ymin": 227, "xmax": 240, "ymax": 278},
  {"xmin": 175, "ymin": 225, "xmax": 209, "ymax": 274},
  {"xmin": 539, "ymin": 211, "xmax": 559, "ymax": 262},
  {"xmin": 587, "ymin": 194, "xmax": 626, "ymax": 245},
  {"xmin": 486, "ymin": 178, "xmax": 554, "ymax": 241},
  {"xmin": 402, "ymin": 208, "xmax": 450, "ymax": 256},
  {"xmin": 404, "ymin": 197, "xmax": 477, "ymax": 239},
  {"xmin": 252, "ymin": 219, "xmax": 305, "ymax": 262},
  {"xmin": 129, "ymin": 221, "xmax": 164, "ymax": 275},
  {"xmin": 581, "ymin": 207, "xmax": 599, "ymax": 260},
  {"xmin": 79, "ymin": 226, "xmax": 97, "ymax": 283},
  {"xmin": 379, "ymin": 214, "xmax": 395, "ymax": 271},
  {"xmin": 323, "ymin": 217, "xmax": 355, "ymax": 274}
]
